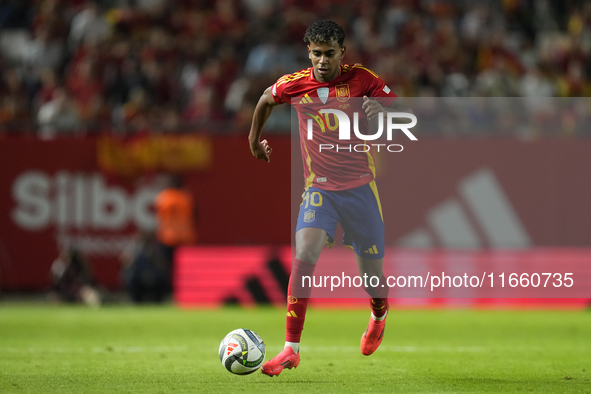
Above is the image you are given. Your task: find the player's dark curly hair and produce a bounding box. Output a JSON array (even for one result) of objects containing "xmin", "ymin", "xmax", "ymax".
[{"xmin": 303, "ymin": 20, "xmax": 345, "ymax": 47}]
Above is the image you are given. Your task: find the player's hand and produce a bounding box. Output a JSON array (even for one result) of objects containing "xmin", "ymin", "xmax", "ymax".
[
  {"xmin": 362, "ymin": 95, "xmax": 384, "ymax": 120},
  {"xmin": 249, "ymin": 138, "xmax": 272, "ymax": 163}
]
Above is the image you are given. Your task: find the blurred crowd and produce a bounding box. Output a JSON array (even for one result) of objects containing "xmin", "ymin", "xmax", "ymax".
[{"xmin": 0, "ymin": 0, "xmax": 590, "ymax": 137}]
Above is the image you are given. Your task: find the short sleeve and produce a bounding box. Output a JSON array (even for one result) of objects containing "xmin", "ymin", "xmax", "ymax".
[
  {"xmin": 271, "ymin": 75, "xmax": 290, "ymax": 105},
  {"xmin": 368, "ymin": 76, "xmax": 397, "ymax": 107}
]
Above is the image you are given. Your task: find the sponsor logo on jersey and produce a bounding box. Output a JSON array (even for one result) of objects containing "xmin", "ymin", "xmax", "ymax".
[
  {"xmin": 383, "ymin": 85, "xmax": 391, "ymax": 94},
  {"xmin": 335, "ymin": 84, "xmax": 350, "ymax": 102},
  {"xmin": 317, "ymin": 87, "xmax": 329, "ymax": 104},
  {"xmin": 316, "ymin": 177, "xmax": 327, "ymax": 183},
  {"xmin": 299, "ymin": 94, "xmax": 313, "ymax": 104},
  {"xmin": 272, "ymin": 84, "xmax": 277, "ymax": 96}
]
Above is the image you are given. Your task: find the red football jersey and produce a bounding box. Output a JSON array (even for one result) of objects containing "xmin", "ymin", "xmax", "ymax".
[{"xmin": 271, "ymin": 64, "xmax": 397, "ymax": 191}]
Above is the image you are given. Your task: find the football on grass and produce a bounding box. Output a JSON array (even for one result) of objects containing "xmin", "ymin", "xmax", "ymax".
[{"xmin": 219, "ymin": 328, "xmax": 266, "ymax": 375}]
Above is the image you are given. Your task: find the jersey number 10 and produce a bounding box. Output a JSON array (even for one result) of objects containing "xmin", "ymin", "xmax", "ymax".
[{"xmin": 303, "ymin": 191, "xmax": 323, "ymax": 208}]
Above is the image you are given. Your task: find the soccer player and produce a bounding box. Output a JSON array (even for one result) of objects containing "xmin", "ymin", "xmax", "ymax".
[{"xmin": 249, "ymin": 20, "xmax": 403, "ymax": 376}]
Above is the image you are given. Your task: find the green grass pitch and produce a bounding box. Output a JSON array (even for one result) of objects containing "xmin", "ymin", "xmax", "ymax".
[{"xmin": 1, "ymin": 304, "xmax": 590, "ymax": 393}]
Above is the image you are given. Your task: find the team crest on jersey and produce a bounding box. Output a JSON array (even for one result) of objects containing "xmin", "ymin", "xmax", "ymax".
[
  {"xmin": 335, "ymin": 84, "xmax": 350, "ymax": 102},
  {"xmin": 317, "ymin": 88, "xmax": 329, "ymax": 104},
  {"xmin": 304, "ymin": 209, "xmax": 315, "ymax": 223}
]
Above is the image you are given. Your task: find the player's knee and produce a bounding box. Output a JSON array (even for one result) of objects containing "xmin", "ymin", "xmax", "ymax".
[
  {"xmin": 295, "ymin": 229, "xmax": 327, "ymax": 264},
  {"xmin": 295, "ymin": 241, "xmax": 323, "ymax": 264}
]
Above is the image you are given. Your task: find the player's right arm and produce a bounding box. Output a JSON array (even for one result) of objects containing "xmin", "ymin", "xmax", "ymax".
[{"xmin": 249, "ymin": 86, "xmax": 279, "ymax": 163}]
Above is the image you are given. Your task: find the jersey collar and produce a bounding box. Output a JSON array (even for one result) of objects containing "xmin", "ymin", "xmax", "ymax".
[{"xmin": 309, "ymin": 65, "xmax": 344, "ymax": 85}]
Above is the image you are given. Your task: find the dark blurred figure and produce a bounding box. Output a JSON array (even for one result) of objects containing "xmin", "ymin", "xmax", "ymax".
[
  {"xmin": 120, "ymin": 231, "xmax": 171, "ymax": 303},
  {"xmin": 50, "ymin": 246, "xmax": 101, "ymax": 306}
]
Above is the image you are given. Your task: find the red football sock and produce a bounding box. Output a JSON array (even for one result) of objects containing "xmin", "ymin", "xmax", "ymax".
[
  {"xmin": 285, "ymin": 258, "xmax": 316, "ymax": 343},
  {"xmin": 370, "ymin": 298, "xmax": 389, "ymax": 318},
  {"xmin": 370, "ymin": 275, "xmax": 389, "ymax": 318}
]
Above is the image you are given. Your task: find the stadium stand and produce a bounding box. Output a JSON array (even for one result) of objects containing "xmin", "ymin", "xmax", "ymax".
[{"xmin": 0, "ymin": 0, "xmax": 589, "ymax": 135}]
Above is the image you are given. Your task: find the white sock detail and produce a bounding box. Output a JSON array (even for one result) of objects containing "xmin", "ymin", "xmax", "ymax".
[
  {"xmin": 371, "ymin": 310, "xmax": 388, "ymax": 321},
  {"xmin": 285, "ymin": 342, "xmax": 299, "ymax": 353}
]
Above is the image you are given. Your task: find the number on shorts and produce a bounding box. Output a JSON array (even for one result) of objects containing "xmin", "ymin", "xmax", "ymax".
[{"xmin": 303, "ymin": 191, "xmax": 323, "ymax": 208}]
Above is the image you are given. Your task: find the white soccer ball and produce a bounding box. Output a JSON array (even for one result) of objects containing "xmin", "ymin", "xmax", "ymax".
[{"xmin": 219, "ymin": 328, "xmax": 266, "ymax": 375}]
